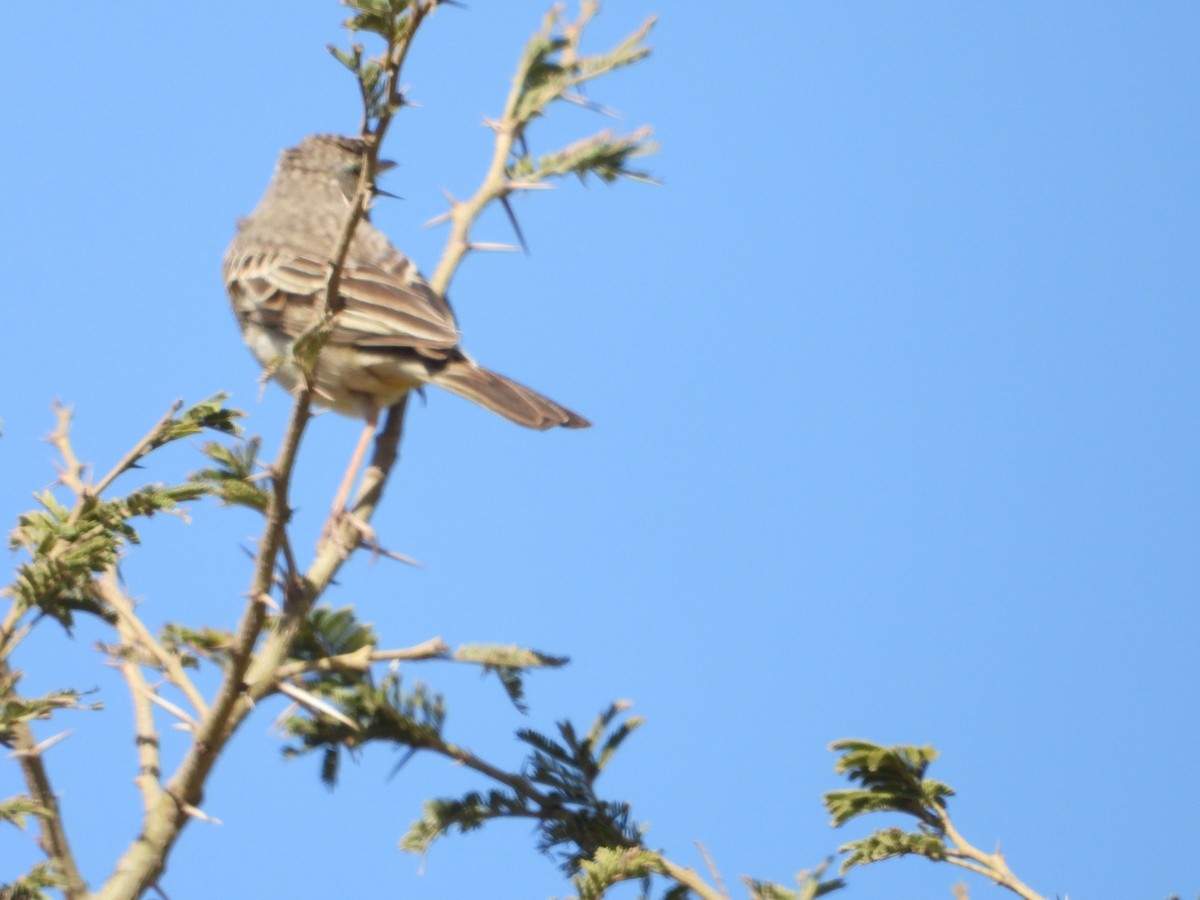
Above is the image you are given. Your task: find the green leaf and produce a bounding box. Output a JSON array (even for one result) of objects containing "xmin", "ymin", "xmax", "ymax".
[
  {"xmin": 399, "ymin": 789, "xmax": 526, "ymax": 855},
  {"xmin": 0, "ymin": 687, "xmax": 102, "ymax": 746},
  {"xmin": 837, "ymin": 827, "xmax": 947, "ymax": 875},
  {"xmin": 569, "ymin": 846, "xmax": 665, "ymax": 900},
  {"xmin": 160, "ymin": 623, "xmax": 236, "ymax": 668},
  {"xmin": 511, "ymin": 127, "xmax": 658, "ymax": 185},
  {"xmin": 189, "ymin": 437, "xmax": 267, "ymax": 512},
  {"xmin": 280, "ymin": 672, "xmax": 445, "ymax": 783},
  {"xmin": 154, "ymin": 394, "xmax": 243, "ymax": 445},
  {"xmin": 0, "ymin": 796, "xmax": 46, "ymax": 831},
  {"xmin": 0, "ymin": 861, "xmax": 67, "ymax": 898},
  {"xmin": 824, "ymin": 739, "xmax": 952, "ymax": 828}
]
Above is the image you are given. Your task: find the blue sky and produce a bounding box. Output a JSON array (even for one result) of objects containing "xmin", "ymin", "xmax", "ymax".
[{"xmin": 2, "ymin": 2, "xmax": 1198, "ymax": 898}]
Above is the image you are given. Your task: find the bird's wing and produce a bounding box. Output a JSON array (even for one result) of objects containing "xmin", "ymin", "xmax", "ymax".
[{"xmin": 225, "ymin": 244, "xmax": 460, "ymax": 353}]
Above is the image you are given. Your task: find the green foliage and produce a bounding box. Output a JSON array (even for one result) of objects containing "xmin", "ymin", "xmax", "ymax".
[
  {"xmin": 825, "ymin": 739, "xmax": 952, "ymax": 828},
  {"xmin": 837, "ymin": 827, "xmax": 946, "ymax": 873},
  {"xmin": 5, "ymin": 397, "xmax": 243, "ymax": 636},
  {"xmin": 824, "ymin": 740, "xmax": 958, "ymax": 877},
  {"xmin": 504, "ymin": 7, "xmax": 657, "ymax": 186},
  {"xmin": 568, "ymin": 846, "xmax": 666, "ymax": 900},
  {"xmin": 453, "ymin": 642, "xmax": 568, "ymax": 711},
  {"xmin": 0, "ymin": 796, "xmax": 45, "ymax": 831},
  {"xmin": 340, "ymin": 0, "xmax": 421, "ymax": 45},
  {"xmin": 401, "ymin": 703, "xmax": 645, "ymax": 878},
  {"xmin": 6, "ymin": 490, "xmax": 120, "ymax": 631},
  {"xmin": 281, "ymin": 670, "xmax": 446, "ymax": 787},
  {"xmin": 519, "ymin": 704, "xmax": 645, "ymax": 871},
  {"xmin": 400, "ymin": 789, "xmax": 529, "ymax": 854},
  {"xmin": 159, "ymin": 623, "xmax": 236, "ymax": 669},
  {"xmin": 0, "ymin": 682, "xmax": 101, "ymax": 748},
  {"xmin": 330, "ymin": 0, "xmax": 436, "ymax": 124},
  {"xmin": 152, "ymin": 394, "xmax": 242, "ymax": 446},
  {"xmin": 743, "ymin": 859, "xmax": 845, "ymax": 900},
  {"xmin": 513, "ymin": 8, "xmax": 653, "ymax": 123},
  {"xmin": 512, "ymin": 127, "xmax": 657, "ymax": 185},
  {"xmin": 189, "ymin": 437, "xmax": 266, "ymax": 512},
  {"xmin": 291, "ymin": 606, "xmax": 378, "ymax": 663},
  {"xmin": 0, "ymin": 862, "xmax": 66, "ymax": 899}
]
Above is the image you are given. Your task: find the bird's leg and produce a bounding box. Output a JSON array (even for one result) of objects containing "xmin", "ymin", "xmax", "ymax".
[{"xmin": 319, "ymin": 404, "xmax": 381, "ymax": 554}]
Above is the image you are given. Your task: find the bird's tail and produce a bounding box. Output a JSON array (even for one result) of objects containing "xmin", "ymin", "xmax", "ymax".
[{"xmin": 430, "ymin": 358, "xmax": 590, "ymax": 430}]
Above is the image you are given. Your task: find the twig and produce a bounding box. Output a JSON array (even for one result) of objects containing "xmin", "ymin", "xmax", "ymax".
[
  {"xmin": 935, "ymin": 802, "xmax": 1045, "ymax": 900},
  {"xmin": 694, "ymin": 841, "xmax": 730, "ymax": 899},
  {"xmin": 98, "ymin": 573, "xmax": 209, "ymax": 718},
  {"xmin": 426, "ymin": 4, "xmax": 655, "ymax": 296},
  {"xmin": 274, "ymin": 637, "xmax": 449, "ymax": 681},
  {"xmin": 0, "ymin": 656, "xmax": 87, "ymax": 898},
  {"xmin": 656, "ymin": 855, "xmax": 727, "ymax": 900},
  {"xmin": 114, "ymin": 613, "xmax": 164, "ymax": 814},
  {"xmin": 90, "ymin": 401, "xmax": 184, "ymax": 499}
]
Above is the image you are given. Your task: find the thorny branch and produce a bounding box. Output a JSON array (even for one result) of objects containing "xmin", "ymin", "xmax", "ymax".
[{"xmin": 5, "ymin": 3, "xmax": 660, "ymax": 898}]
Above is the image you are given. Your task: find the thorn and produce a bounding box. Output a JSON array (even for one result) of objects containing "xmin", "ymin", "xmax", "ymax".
[
  {"xmin": 251, "ymin": 591, "xmax": 279, "ymax": 611},
  {"xmin": 422, "ymin": 210, "xmax": 453, "ymax": 229},
  {"xmin": 388, "ymin": 747, "xmax": 419, "ymax": 780},
  {"xmin": 144, "ymin": 691, "xmax": 198, "ymax": 729},
  {"xmin": 562, "ymin": 92, "xmax": 620, "ymax": 118},
  {"xmin": 276, "ymin": 681, "xmax": 360, "ymax": 731},
  {"xmin": 368, "ymin": 545, "xmax": 424, "ymax": 568},
  {"xmin": 506, "ymin": 180, "xmax": 554, "ymax": 191},
  {"xmin": 497, "ymin": 195, "xmax": 530, "ymax": 255},
  {"xmin": 180, "ymin": 802, "xmax": 223, "ymax": 825},
  {"xmin": 6, "ymin": 730, "xmax": 73, "ymax": 759},
  {"xmin": 468, "ymin": 242, "xmax": 523, "ymax": 253}
]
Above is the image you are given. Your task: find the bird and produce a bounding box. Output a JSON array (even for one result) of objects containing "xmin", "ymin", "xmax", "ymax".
[{"xmin": 223, "ymin": 133, "xmax": 589, "ymax": 432}]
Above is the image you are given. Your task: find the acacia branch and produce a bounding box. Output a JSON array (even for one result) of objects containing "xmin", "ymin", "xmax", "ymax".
[
  {"xmin": 0, "ymin": 656, "xmax": 87, "ymax": 899},
  {"xmin": 426, "ymin": 4, "xmax": 656, "ymax": 297},
  {"xmin": 274, "ymin": 636, "xmax": 449, "ymax": 681},
  {"xmin": 934, "ymin": 802, "xmax": 1044, "ymax": 900},
  {"xmin": 655, "ymin": 856, "xmax": 727, "ymax": 900},
  {"xmin": 113, "ymin": 617, "xmax": 164, "ymax": 815},
  {"xmin": 90, "ymin": 401, "xmax": 184, "ymax": 500}
]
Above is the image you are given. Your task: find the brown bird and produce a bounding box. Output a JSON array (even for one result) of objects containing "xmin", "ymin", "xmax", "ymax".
[{"xmin": 223, "ymin": 134, "xmax": 589, "ymax": 431}]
